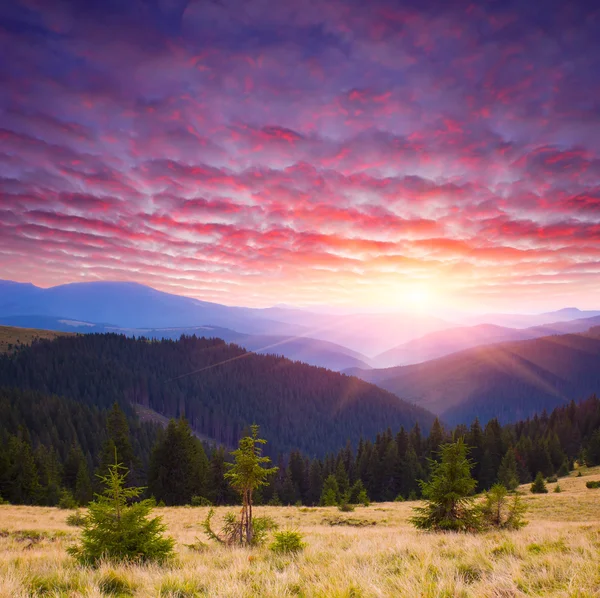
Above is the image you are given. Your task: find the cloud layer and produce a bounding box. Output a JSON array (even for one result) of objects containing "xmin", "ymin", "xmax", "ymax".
[{"xmin": 1, "ymin": 0, "xmax": 600, "ymax": 310}]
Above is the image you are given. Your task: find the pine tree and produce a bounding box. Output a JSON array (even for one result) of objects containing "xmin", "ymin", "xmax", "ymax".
[
  {"xmin": 530, "ymin": 472, "xmax": 548, "ymax": 494},
  {"xmin": 223, "ymin": 425, "xmax": 278, "ymax": 545},
  {"xmin": 320, "ymin": 474, "xmax": 340, "ymax": 506},
  {"xmin": 68, "ymin": 457, "xmax": 174, "ymax": 566},
  {"xmin": 147, "ymin": 419, "xmax": 208, "ymax": 505},
  {"xmin": 411, "ymin": 439, "xmax": 479, "ymax": 532},
  {"xmin": 75, "ymin": 460, "xmax": 93, "ymax": 505},
  {"xmin": 497, "ymin": 448, "xmax": 519, "ymax": 491}
]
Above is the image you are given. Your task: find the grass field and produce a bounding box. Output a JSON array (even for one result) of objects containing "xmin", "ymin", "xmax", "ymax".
[
  {"xmin": 0, "ymin": 325, "xmax": 71, "ymax": 354},
  {"xmin": 1, "ymin": 468, "xmax": 599, "ymax": 597}
]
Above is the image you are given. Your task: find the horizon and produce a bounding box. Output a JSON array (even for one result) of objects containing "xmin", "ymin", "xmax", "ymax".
[
  {"xmin": 2, "ymin": 276, "xmax": 598, "ymax": 319},
  {"xmin": 2, "ymin": 1, "xmax": 600, "ymax": 312}
]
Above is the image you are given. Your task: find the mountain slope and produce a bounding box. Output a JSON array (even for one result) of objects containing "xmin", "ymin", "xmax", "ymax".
[
  {"xmin": 375, "ymin": 315, "xmax": 600, "ymax": 367},
  {"xmin": 0, "ymin": 333, "xmax": 434, "ymax": 456},
  {"xmin": 0, "ymin": 318, "xmax": 371, "ymax": 371},
  {"xmin": 349, "ymin": 329, "xmax": 600, "ymax": 425}
]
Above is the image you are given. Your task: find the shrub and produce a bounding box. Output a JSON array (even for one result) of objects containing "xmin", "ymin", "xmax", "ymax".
[
  {"xmin": 394, "ymin": 494, "xmax": 405, "ymax": 502},
  {"xmin": 98, "ymin": 570, "xmax": 135, "ymax": 596},
  {"xmin": 66, "ymin": 510, "xmax": 87, "ymax": 527},
  {"xmin": 338, "ymin": 502, "xmax": 355, "ymax": 512},
  {"xmin": 547, "ymin": 475, "xmax": 558, "ymax": 483},
  {"xmin": 586, "ymin": 480, "xmax": 600, "ymax": 489},
  {"xmin": 0, "ymin": 495, "xmax": 8, "ymax": 505},
  {"xmin": 202, "ymin": 509, "xmax": 277, "ymax": 547},
  {"xmin": 530, "ymin": 472, "xmax": 548, "ymax": 494},
  {"xmin": 58, "ymin": 489, "xmax": 78, "ymax": 510},
  {"xmin": 68, "ymin": 460, "xmax": 174, "ymax": 566},
  {"xmin": 269, "ymin": 530, "xmax": 306, "ymax": 555},
  {"xmin": 480, "ymin": 484, "xmax": 527, "ymax": 530},
  {"xmin": 553, "ymin": 484, "xmax": 562, "ymax": 493},
  {"xmin": 577, "ymin": 471, "xmax": 583, "ymax": 477},
  {"xmin": 190, "ymin": 496, "xmax": 212, "ymax": 507}
]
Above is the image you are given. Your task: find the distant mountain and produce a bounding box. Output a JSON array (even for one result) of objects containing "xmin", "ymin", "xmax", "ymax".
[
  {"xmin": 0, "ymin": 333, "xmax": 434, "ymax": 456},
  {"xmin": 465, "ymin": 307, "xmax": 600, "ymax": 329},
  {"xmin": 348, "ymin": 329, "xmax": 600, "ymax": 426},
  {"xmin": 375, "ymin": 315, "xmax": 600, "ymax": 367},
  {"xmin": 0, "ymin": 280, "xmax": 453, "ymax": 356},
  {"xmin": 375, "ymin": 324, "xmax": 534, "ymax": 367},
  {"xmin": 0, "ymin": 280, "xmax": 304, "ymax": 335},
  {"xmin": 0, "ymin": 317, "xmax": 371, "ymax": 371}
]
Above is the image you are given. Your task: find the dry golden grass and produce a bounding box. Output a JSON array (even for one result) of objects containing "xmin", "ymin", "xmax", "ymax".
[
  {"xmin": 0, "ymin": 325, "xmax": 72, "ymax": 354},
  {"xmin": 1, "ymin": 468, "xmax": 599, "ymax": 597}
]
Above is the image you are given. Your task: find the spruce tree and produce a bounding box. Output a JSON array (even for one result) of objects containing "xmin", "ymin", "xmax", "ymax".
[
  {"xmin": 497, "ymin": 448, "xmax": 519, "ymax": 491},
  {"xmin": 68, "ymin": 457, "xmax": 174, "ymax": 566},
  {"xmin": 147, "ymin": 419, "xmax": 208, "ymax": 505},
  {"xmin": 530, "ymin": 472, "xmax": 548, "ymax": 494},
  {"xmin": 411, "ymin": 439, "xmax": 479, "ymax": 532},
  {"xmin": 320, "ymin": 474, "xmax": 340, "ymax": 506},
  {"xmin": 223, "ymin": 425, "xmax": 278, "ymax": 545}
]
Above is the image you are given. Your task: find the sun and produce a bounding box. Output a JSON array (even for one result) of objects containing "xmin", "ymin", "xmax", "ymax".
[{"xmin": 405, "ymin": 285, "xmax": 434, "ymax": 311}]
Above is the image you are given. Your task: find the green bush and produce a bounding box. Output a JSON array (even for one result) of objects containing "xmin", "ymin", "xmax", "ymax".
[
  {"xmin": 98, "ymin": 570, "xmax": 135, "ymax": 596},
  {"xmin": 480, "ymin": 484, "xmax": 527, "ymax": 530},
  {"xmin": 58, "ymin": 489, "xmax": 78, "ymax": 510},
  {"xmin": 547, "ymin": 475, "xmax": 558, "ymax": 483},
  {"xmin": 0, "ymin": 495, "xmax": 8, "ymax": 505},
  {"xmin": 530, "ymin": 472, "xmax": 548, "ymax": 494},
  {"xmin": 586, "ymin": 480, "xmax": 600, "ymax": 489},
  {"xmin": 338, "ymin": 502, "xmax": 355, "ymax": 512},
  {"xmin": 190, "ymin": 496, "xmax": 212, "ymax": 507},
  {"xmin": 68, "ymin": 460, "xmax": 174, "ymax": 566},
  {"xmin": 553, "ymin": 484, "xmax": 562, "ymax": 493},
  {"xmin": 269, "ymin": 530, "xmax": 306, "ymax": 555},
  {"xmin": 66, "ymin": 510, "xmax": 87, "ymax": 527}
]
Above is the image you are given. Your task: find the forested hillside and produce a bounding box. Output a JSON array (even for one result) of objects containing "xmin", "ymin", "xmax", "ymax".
[
  {"xmin": 0, "ymin": 333, "xmax": 433, "ymax": 456},
  {"xmin": 349, "ymin": 330, "xmax": 600, "ymax": 425}
]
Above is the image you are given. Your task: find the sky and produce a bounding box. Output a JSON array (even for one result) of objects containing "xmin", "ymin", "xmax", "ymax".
[{"xmin": 1, "ymin": 0, "xmax": 600, "ymax": 312}]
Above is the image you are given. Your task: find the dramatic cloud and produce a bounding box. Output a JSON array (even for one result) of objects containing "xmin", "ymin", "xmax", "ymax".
[{"xmin": 1, "ymin": 0, "xmax": 600, "ymax": 311}]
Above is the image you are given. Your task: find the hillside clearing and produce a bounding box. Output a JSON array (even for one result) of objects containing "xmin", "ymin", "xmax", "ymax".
[
  {"xmin": 0, "ymin": 325, "xmax": 72, "ymax": 354},
  {"xmin": 1, "ymin": 468, "xmax": 599, "ymax": 597}
]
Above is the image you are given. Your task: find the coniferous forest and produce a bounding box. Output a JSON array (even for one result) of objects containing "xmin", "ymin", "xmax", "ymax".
[{"xmin": 1, "ymin": 333, "xmax": 600, "ymax": 508}]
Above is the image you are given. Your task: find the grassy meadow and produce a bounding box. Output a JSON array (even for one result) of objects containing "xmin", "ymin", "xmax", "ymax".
[{"xmin": 1, "ymin": 468, "xmax": 599, "ymax": 597}]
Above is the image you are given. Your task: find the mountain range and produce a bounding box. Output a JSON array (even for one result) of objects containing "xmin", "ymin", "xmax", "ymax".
[{"xmin": 348, "ymin": 327, "xmax": 600, "ymax": 425}]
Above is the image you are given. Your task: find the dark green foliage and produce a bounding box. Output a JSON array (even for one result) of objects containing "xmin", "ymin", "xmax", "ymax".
[
  {"xmin": 584, "ymin": 430, "xmax": 600, "ymax": 466},
  {"xmin": 530, "ymin": 472, "xmax": 548, "ymax": 494},
  {"xmin": 586, "ymin": 480, "xmax": 600, "ymax": 489},
  {"xmin": 411, "ymin": 439, "xmax": 479, "ymax": 532},
  {"xmin": 320, "ymin": 475, "xmax": 340, "ymax": 506},
  {"xmin": 480, "ymin": 484, "xmax": 527, "ymax": 530},
  {"xmin": 68, "ymin": 460, "xmax": 174, "ymax": 566},
  {"xmin": 58, "ymin": 489, "xmax": 78, "ymax": 510},
  {"xmin": 497, "ymin": 449, "xmax": 519, "ymax": 491},
  {"xmin": 0, "ymin": 333, "xmax": 434, "ymax": 456},
  {"xmin": 269, "ymin": 530, "xmax": 306, "ymax": 555},
  {"xmin": 148, "ymin": 419, "xmax": 208, "ymax": 506},
  {"xmin": 349, "ymin": 479, "xmax": 370, "ymax": 506},
  {"xmin": 190, "ymin": 495, "xmax": 212, "ymax": 506}
]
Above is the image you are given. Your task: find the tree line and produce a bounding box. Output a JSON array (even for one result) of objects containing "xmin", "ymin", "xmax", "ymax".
[{"xmin": 1, "ymin": 384, "xmax": 599, "ymax": 507}]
